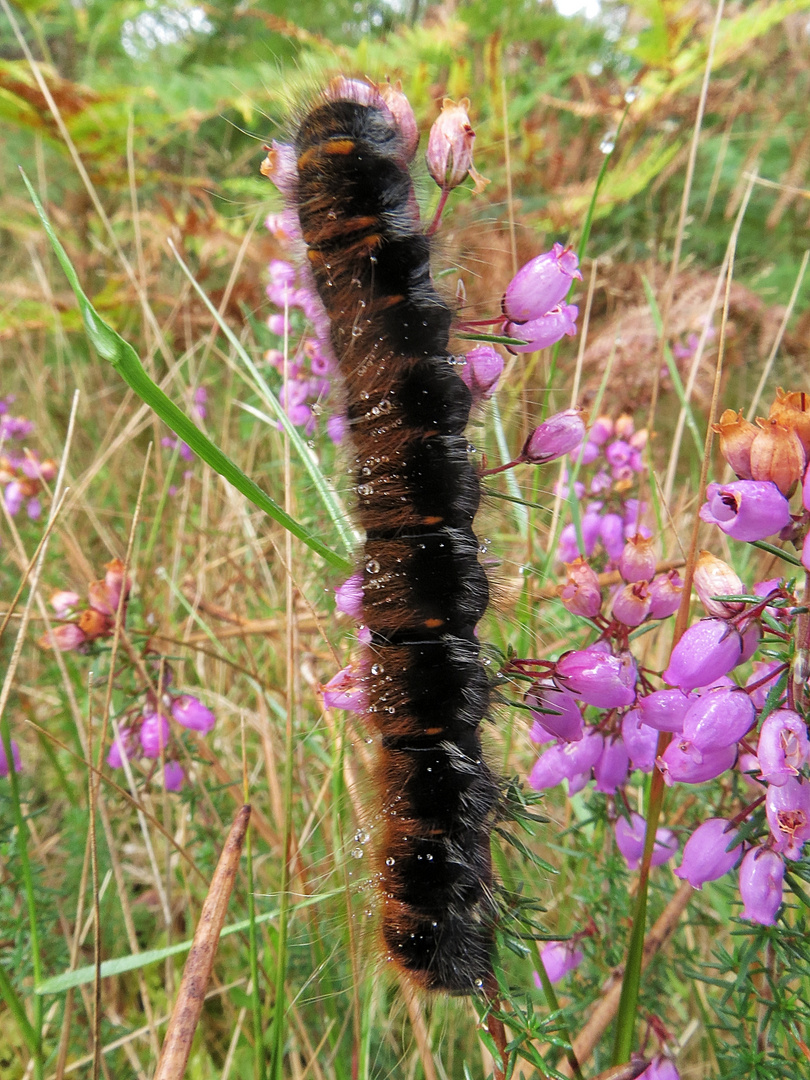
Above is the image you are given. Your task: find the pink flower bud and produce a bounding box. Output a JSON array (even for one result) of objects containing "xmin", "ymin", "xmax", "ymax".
[
  {"xmin": 750, "ymin": 417, "xmax": 805, "ymax": 497},
  {"xmin": 615, "ymin": 812, "xmax": 678, "ymax": 870},
  {"xmin": 637, "ymin": 689, "xmax": 691, "ymax": 733},
  {"xmin": 599, "ymin": 513, "xmax": 625, "ymax": 561},
  {"xmin": 527, "ymin": 679, "xmax": 584, "ymax": 743},
  {"xmin": 657, "ymin": 740, "xmax": 737, "ymax": 786},
  {"xmin": 38, "ymin": 623, "xmax": 87, "ymax": 652},
  {"xmin": 378, "ymin": 80, "xmax": 419, "ymax": 160},
  {"xmin": 321, "ymin": 666, "xmax": 366, "ymax": 713},
  {"xmin": 171, "ymin": 694, "xmax": 216, "ymax": 735},
  {"xmin": 739, "ymin": 847, "xmax": 784, "ymax": 925},
  {"xmin": 426, "ymin": 97, "xmax": 487, "ymax": 192},
  {"xmin": 502, "ymin": 244, "xmax": 582, "ymax": 323},
  {"xmin": 0, "ymin": 738, "xmax": 22, "ymax": 777},
  {"xmin": 460, "ymin": 345, "xmax": 503, "ymax": 401},
  {"xmin": 611, "ymin": 581, "xmax": 652, "ymax": 627},
  {"xmin": 140, "ymin": 712, "xmax": 170, "ymax": 758},
  {"xmin": 618, "ymin": 534, "xmax": 657, "ymax": 583},
  {"xmin": 335, "ymin": 574, "xmax": 364, "ymax": 619},
  {"xmin": 4, "ymin": 481, "xmax": 23, "ymax": 515},
  {"xmin": 505, "ymin": 304, "xmax": 579, "ymax": 353},
  {"xmin": 622, "ymin": 709, "xmax": 659, "ymax": 772},
  {"xmin": 674, "ymin": 818, "xmax": 741, "ymax": 889},
  {"xmin": 593, "ymin": 735, "xmax": 629, "ymax": 792},
  {"xmin": 663, "ymin": 619, "xmax": 743, "ymax": 691},
  {"xmin": 260, "ymin": 140, "xmax": 298, "ymax": 195},
  {"xmin": 712, "ymin": 409, "xmax": 756, "ymax": 479},
  {"xmin": 681, "ymin": 687, "xmax": 756, "ymax": 754},
  {"xmin": 106, "ymin": 727, "xmax": 134, "ymax": 769},
  {"xmin": 559, "ymin": 557, "xmax": 602, "ymax": 618},
  {"xmin": 536, "ymin": 939, "xmax": 584, "ymax": 985},
  {"xmin": 699, "ymin": 481, "xmax": 792, "ymax": 542},
  {"xmin": 765, "ymin": 777, "xmax": 810, "ymax": 860},
  {"xmin": 50, "ymin": 590, "xmax": 81, "ymax": 618},
  {"xmin": 556, "ymin": 648, "xmax": 637, "ymax": 708},
  {"xmin": 163, "ymin": 761, "xmax": 184, "ymax": 791},
  {"xmin": 520, "ymin": 408, "xmax": 587, "ymax": 465},
  {"xmin": 693, "ymin": 551, "xmax": 745, "ymax": 617},
  {"xmin": 757, "ymin": 709, "xmax": 810, "ymax": 786}
]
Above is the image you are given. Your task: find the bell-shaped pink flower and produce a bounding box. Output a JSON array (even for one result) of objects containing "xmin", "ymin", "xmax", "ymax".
[
  {"xmin": 681, "ymin": 687, "xmax": 756, "ymax": 754},
  {"xmin": 39, "ymin": 623, "xmax": 87, "ymax": 652},
  {"xmin": 140, "ymin": 712, "xmax": 171, "ymax": 758},
  {"xmin": 674, "ymin": 818, "xmax": 741, "ymax": 888},
  {"xmin": 536, "ymin": 939, "xmax": 584, "ymax": 984},
  {"xmin": 502, "ymin": 243, "xmax": 582, "ymax": 323},
  {"xmin": 648, "ymin": 571, "xmax": 683, "ymax": 619},
  {"xmin": 637, "ymin": 689, "xmax": 691, "ymax": 733},
  {"xmin": 426, "ymin": 97, "xmax": 485, "ymax": 192},
  {"xmin": 163, "ymin": 761, "xmax": 185, "ymax": 791},
  {"xmin": 520, "ymin": 408, "xmax": 587, "ymax": 465},
  {"xmin": 615, "ymin": 812, "xmax": 678, "ymax": 870},
  {"xmin": 171, "ymin": 694, "xmax": 216, "ymax": 735},
  {"xmin": 611, "ymin": 582, "xmax": 652, "ymax": 627},
  {"xmin": 529, "ymin": 728, "xmax": 603, "ymax": 790},
  {"xmin": 739, "ymin": 620, "xmax": 762, "ymax": 664},
  {"xmin": 622, "ymin": 709, "xmax": 659, "ymax": 772},
  {"xmin": 505, "ymin": 304, "xmax": 579, "ymax": 353},
  {"xmin": 599, "ymin": 512, "xmax": 625, "ymax": 561},
  {"xmin": 618, "ymin": 534, "xmax": 657, "ymax": 583},
  {"xmin": 0, "ymin": 737, "xmax": 22, "ymax": 777},
  {"xmin": 260, "ymin": 140, "xmax": 298, "ymax": 195},
  {"xmin": 657, "ymin": 740, "xmax": 737, "ymax": 786},
  {"xmin": 335, "ymin": 574, "xmax": 364, "ymax": 619},
  {"xmin": 559, "ymin": 557, "xmax": 602, "ymax": 619},
  {"xmin": 745, "ymin": 661, "xmax": 785, "ymax": 710},
  {"xmin": 556, "ymin": 647, "xmax": 637, "ymax": 708},
  {"xmin": 378, "ymin": 80, "xmax": 419, "ymax": 160},
  {"xmin": 739, "ymin": 847, "xmax": 784, "ymax": 925},
  {"xmin": 699, "ymin": 480, "xmax": 791, "ymax": 542},
  {"xmin": 50, "ymin": 590, "xmax": 81, "ymax": 618},
  {"xmin": 663, "ymin": 619, "xmax": 743, "ymax": 691},
  {"xmin": 106, "ymin": 727, "xmax": 135, "ymax": 769},
  {"xmin": 765, "ymin": 777, "xmax": 810, "ymax": 860},
  {"xmin": 593, "ymin": 736, "xmax": 629, "ymax": 792},
  {"xmin": 460, "ymin": 345, "xmax": 503, "ymax": 401},
  {"xmin": 637, "ymin": 1056, "xmax": 680, "ymax": 1080},
  {"xmin": 693, "ymin": 551, "xmax": 745, "ymax": 617},
  {"xmin": 757, "ymin": 709, "xmax": 810, "ymax": 786},
  {"xmin": 527, "ymin": 679, "xmax": 584, "ymax": 743},
  {"xmin": 322, "ymin": 666, "xmax": 366, "ymax": 713}
]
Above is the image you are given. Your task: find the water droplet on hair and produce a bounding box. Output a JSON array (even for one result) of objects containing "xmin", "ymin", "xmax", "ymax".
[
  {"xmin": 385, "ymin": 856, "xmax": 395, "ymax": 867},
  {"xmin": 370, "ymin": 663, "xmax": 383, "ymax": 675},
  {"xmin": 366, "ymin": 558, "xmax": 380, "ymax": 574},
  {"xmin": 599, "ymin": 131, "xmax": 617, "ymax": 154},
  {"xmin": 327, "ymin": 210, "xmax": 337, "ymax": 220},
  {"xmin": 351, "ymin": 847, "xmax": 364, "ymax": 859}
]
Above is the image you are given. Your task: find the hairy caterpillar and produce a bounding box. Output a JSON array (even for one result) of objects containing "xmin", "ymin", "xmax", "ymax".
[{"xmin": 271, "ymin": 80, "xmax": 500, "ymax": 995}]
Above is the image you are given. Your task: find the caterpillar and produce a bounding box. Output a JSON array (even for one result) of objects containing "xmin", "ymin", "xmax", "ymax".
[{"xmin": 270, "ymin": 80, "xmax": 500, "ymax": 995}]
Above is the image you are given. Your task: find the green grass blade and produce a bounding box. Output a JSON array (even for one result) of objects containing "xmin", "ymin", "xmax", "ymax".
[
  {"xmin": 20, "ymin": 169, "xmax": 351, "ymax": 575},
  {"xmin": 0, "ymin": 961, "xmax": 39, "ymax": 1058}
]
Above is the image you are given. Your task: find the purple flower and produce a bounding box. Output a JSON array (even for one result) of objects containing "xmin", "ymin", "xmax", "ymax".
[
  {"xmin": 4, "ymin": 481, "xmax": 23, "ymax": 515},
  {"xmin": 0, "ymin": 738, "xmax": 22, "ymax": 777},
  {"xmin": 503, "ymin": 244, "xmax": 582, "ymax": 323},
  {"xmin": 261, "ymin": 140, "xmax": 298, "ymax": 195},
  {"xmin": 326, "ymin": 413, "xmax": 347, "ymax": 444},
  {"xmin": 322, "ymin": 666, "xmax": 366, "ymax": 712},
  {"xmin": 663, "ymin": 619, "xmax": 743, "ymax": 691},
  {"xmin": 611, "ymin": 582, "xmax": 652, "ymax": 627},
  {"xmin": 426, "ymin": 97, "xmax": 481, "ymax": 192},
  {"xmin": 739, "ymin": 847, "xmax": 784, "ymax": 925},
  {"xmin": 593, "ymin": 736, "xmax": 629, "ymax": 792},
  {"xmin": 657, "ymin": 740, "xmax": 737, "ymax": 786},
  {"xmin": 757, "ymin": 709, "xmax": 810, "ymax": 786},
  {"xmin": 535, "ymin": 938, "xmax": 584, "ymax": 985},
  {"xmin": 681, "ymin": 687, "xmax": 756, "ymax": 754},
  {"xmin": 622, "ymin": 709, "xmax": 659, "ymax": 772},
  {"xmin": 648, "ymin": 571, "xmax": 683, "ymax": 619},
  {"xmin": 163, "ymin": 761, "xmax": 185, "ymax": 791},
  {"xmin": 460, "ymin": 345, "xmax": 504, "ymax": 401},
  {"xmin": 106, "ymin": 727, "xmax": 135, "ymax": 769},
  {"xmin": 615, "ymin": 812, "xmax": 678, "ymax": 870},
  {"xmin": 765, "ymin": 777, "xmax": 810, "ymax": 860},
  {"xmin": 674, "ymin": 818, "xmax": 741, "ymax": 888},
  {"xmin": 520, "ymin": 409, "xmax": 587, "ymax": 465},
  {"xmin": 699, "ymin": 481, "xmax": 791, "ymax": 542},
  {"xmin": 140, "ymin": 712, "xmax": 171, "ymax": 758},
  {"xmin": 172, "ymin": 695, "xmax": 216, "ymax": 735},
  {"xmin": 505, "ymin": 304, "xmax": 579, "ymax": 353},
  {"xmin": 559, "ymin": 557, "xmax": 602, "ymax": 619},
  {"xmin": 599, "ymin": 513, "xmax": 625, "ymax": 561},
  {"xmin": 637, "ymin": 1057, "xmax": 680, "ymax": 1080},
  {"xmin": 529, "ymin": 728, "xmax": 603, "ymax": 790},
  {"xmin": 618, "ymin": 535, "xmax": 657, "ymax": 583},
  {"xmin": 556, "ymin": 648, "xmax": 637, "ymax": 708},
  {"xmin": 335, "ymin": 574, "xmax": 364, "ymax": 619},
  {"xmin": 570, "ymin": 441, "xmax": 600, "ymax": 466},
  {"xmin": 527, "ymin": 680, "xmax": 584, "ymax": 743},
  {"xmin": 637, "ymin": 689, "xmax": 690, "ymax": 733}
]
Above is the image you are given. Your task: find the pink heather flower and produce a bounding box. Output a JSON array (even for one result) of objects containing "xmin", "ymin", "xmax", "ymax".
[
  {"xmin": 757, "ymin": 709, "xmax": 810, "ymax": 786},
  {"xmin": 322, "ymin": 666, "xmax": 366, "ymax": 713},
  {"xmin": 460, "ymin": 345, "xmax": 504, "ymax": 401},
  {"xmin": 0, "ymin": 738, "xmax": 22, "ymax": 777},
  {"xmin": 663, "ymin": 619, "xmax": 743, "ymax": 690},
  {"xmin": 520, "ymin": 408, "xmax": 587, "ymax": 465},
  {"xmin": 39, "ymin": 622, "xmax": 87, "ymax": 652},
  {"xmin": 599, "ymin": 513, "xmax": 625, "ymax": 561},
  {"xmin": 802, "ymin": 532, "xmax": 810, "ymax": 574},
  {"xmin": 657, "ymin": 740, "xmax": 737, "ymax": 786},
  {"xmin": 699, "ymin": 480, "xmax": 791, "ymax": 542},
  {"xmin": 260, "ymin": 140, "xmax": 298, "ymax": 195},
  {"xmin": 106, "ymin": 727, "xmax": 134, "ymax": 769},
  {"xmin": 4, "ymin": 481, "xmax": 23, "ymax": 515},
  {"xmin": 505, "ymin": 304, "xmax": 579, "ymax": 353},
  {"xmin": 647, "ymin": 571, "xmax": 684, "ymax": 619},
  {"xmin": 426, "ymin": 97, "xmax": 486, "ymax": 192},
  {"xmin": 637, "ymin": 1057, "xmax": 680, "ymax": 1080},
  {"xmin": 589, "ymin": 416, "xmax": 613, "ymax": 445},
  {"xmin": 739, "ymin": 847, "xmax": 784, "ymax": 925},
  {"xmin": 681, "ymin": 687, "xmax": 756, "ymax": 755},
  {"xmin": 556, "ymin": 647, "xmax": 637, "ymax": 708},
  {"xmin": 50, "ymin": 590, "xmax": 81, "ymax": 618},
  {"xmin": 693, "ymin": 551, "xmax": 745, "ymax": 617},
  {"xmin": 593, "ymin": 735, "xmax": 629, "ymax": 792},
  {"xmin": 379, "ymin": 81, "xmax": 419, "ymax": 160},
  {"xmin": 637, "ymin": 689, "xmax": 691, "ymax": 733},
  {"xmin": 335, "ymin": 574, "xmax": 364, "ymax": 619},
  {"xmin": 622, "ymin": 709, "xmax": 660, "ymax": 772},
  {"xmin": 765, "ymin": 777, "xmax": 810, "ymax": 860},
  {"xmin": 172, "ymin": 695, "xmax": 216, "ymax": 735},
  {"xmin": 559, "ymin": 557, "xmax": 602, "ymax": 618},
  {"xmin": 326, "ymin": 413, "xmax": 346, "ymax": 444},
  {"xmin": 140, "ymin": 712, "xmax": 171, "ymax": 758},
  {"xmin": 615, "ymin": 812, "xmax": 678, "ymax": 870},
  {"xmin": 502, "ymin": 244, "xmax": 582, "ymax": 323},
  {"xmin": 163, "ymin": 761, "xmax": 185, "ymax": 791},
  {"xmin": 529, "ymin": 729, "xmax": 603, "ymax": 790},
  {"xmin": 527, "ymin": 679, "xmax": 584, "ymax": 743},
  {"xmin": 611, "ymin": 581, "xmax": 652, "ymax": 627},
  {"xmin": 739, "ymin": 620, "xmax": 762, "ymax": 664},
  {"xmin": 674, "ymin": 818, "xmax": 742, "ymax": 888},
  {"xmin": 536, "ymin": 939, "xmax": 584, "ymax": 985},
  {"xmin": 618, "ymin": 535, "xmax": 657, "ymax": 583}
]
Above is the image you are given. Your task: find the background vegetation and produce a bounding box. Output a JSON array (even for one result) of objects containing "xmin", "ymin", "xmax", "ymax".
[{"xmin": 1, "ymin": 0, "xmax": 809, "ymax": 1077}]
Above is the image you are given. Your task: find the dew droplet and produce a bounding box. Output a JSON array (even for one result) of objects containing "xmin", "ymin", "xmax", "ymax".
[
  {"xmin": 370, "ymin": 663, "xmax": 383, "ymax": 675},
  {"xmin": 624, "ymin": 85, "xmax": 640, "ymax": 104},
  {"xmin": 600, "ymin": 130, "xmax": 617, "ymax": 155},
  {"xmin": 351, "ymin": 847, "xmax": 364, "ymax": 859},
  {"xmin": 385, "ymin": 856, "xmax": 395, "ymax": 867},
  {"xmin": 366, "ymin": 558, "xmax": 381, "ymax": 574}
]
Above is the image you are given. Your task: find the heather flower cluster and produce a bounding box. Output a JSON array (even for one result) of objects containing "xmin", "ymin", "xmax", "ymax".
[
  {"xmin": 38, "ymin": 559, "xmax": 131, "ymax": 652},
  {"xmin": 0, "ymin": 397, "xmax": 56, "ymax": 520}
]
